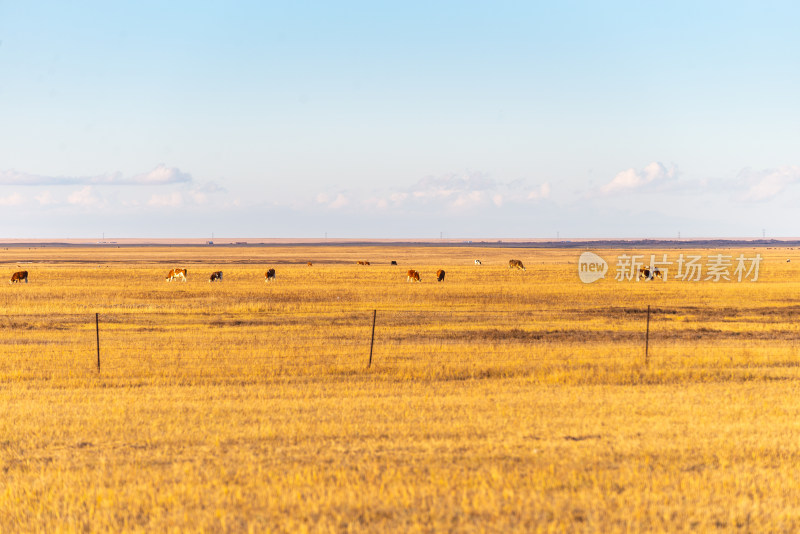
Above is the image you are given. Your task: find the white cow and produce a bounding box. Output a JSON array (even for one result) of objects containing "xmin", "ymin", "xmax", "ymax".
[{"xmin": 166, "ymin": 268, "xmax": 187, "ymax": 282}]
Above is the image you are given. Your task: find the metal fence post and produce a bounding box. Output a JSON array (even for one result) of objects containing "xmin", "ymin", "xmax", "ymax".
[
  {"xmin": 645, "ymin": 305, "xmax": 650, "ymax": 367},
  {"xmin": 96, "ymin": 312, "xmax": 101, "ymax": 371},
  {"xmin": 367, "ymin": 310, "xmax": 376, "ymax": 368}
]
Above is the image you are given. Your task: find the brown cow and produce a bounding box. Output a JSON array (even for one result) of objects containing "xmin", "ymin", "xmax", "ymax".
[
  {"xmin": 390, "ymin": 260, "xmax": 398, "ymax": 265},
  {"xmin": 265, "ymin": 268, "xmax": 276, "ymax": 282},
  {"xmin": 166, "ymin": 268, "xmax": 187, "ymax": 282},
  {"xmin": 508, "ymin": 259, "xmax": 526, "ymax": 271},
  {"xmin": 436, "ymin": 269, "xmax": 445, "ymax": 282},
  {"xmin": 639, "ymin": 266, "xmax": 663, "ymax": 281},
  {"xmin": 10, "ymin": 270, "xmax": 28, "ymax": 284},
  {"xmin": 357, "ymin": 260, "xmax": 370, "ymax": 265},
  {"xmin": 307, "ymin": 262, "xmax": 313, "ymax": 266},
  {"xmin": 407, "ymin": 269, "xmax": 420, "ymax": 282},
  {"xmin": 209, "ymin": 271, "xmax": 223, "ymax": 282}
]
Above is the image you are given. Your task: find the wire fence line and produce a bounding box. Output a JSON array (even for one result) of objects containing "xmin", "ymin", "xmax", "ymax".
[{"xmin": 0, "ymin": 307, "xmax": 798, "ymax": 380}]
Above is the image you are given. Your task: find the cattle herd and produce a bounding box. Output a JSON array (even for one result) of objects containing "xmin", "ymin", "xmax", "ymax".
[
  {"xmin": 8, "ymin": 258, "xmax": 677, "ymax": 284},
  {"xmin": 7, "ymin": 259, "xmax": 536, "ymax": 284}
]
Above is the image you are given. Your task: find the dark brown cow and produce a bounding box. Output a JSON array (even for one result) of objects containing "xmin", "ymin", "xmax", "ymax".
[
  {"xmin": 166, "ymin": 268, "xmax": 187, "ymax": 282},
  {"xmin": 209, "ymin": 271, "xmax": 223, "ymax": 282},
  {"xmin": 265, "ymin": 268, "xmax": 276, "ymax": 282},
  {"xmin": 407, "ymin": 269, "xmax": 420, "ymax": 282},
  {"xmin": 508, "ymin": 259, "xmax": 526, "ymax": 271},
  {"xmin": 357, "ymin": 260, "xmax": 370, "ymax": 265},
  {"xmin": 436, "ymin": 269, "xmax": 445, "ymax": 282},
  {"xmin": 10, "ymin": 270, "xmax": 28, "ymax": 284},
  {"xmin": 390, "ymin": 261, "xmax": 398, "ymax": 265}
]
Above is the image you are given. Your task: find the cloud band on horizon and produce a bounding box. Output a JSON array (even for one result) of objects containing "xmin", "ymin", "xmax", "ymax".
[{"xmin": 0, "ymin": 164, "xmax": 192, "ymax": 186}]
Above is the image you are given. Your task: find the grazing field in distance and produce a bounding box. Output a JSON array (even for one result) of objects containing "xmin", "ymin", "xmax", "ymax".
[{"xmin": 2, "ymin": 244, "xmax": 800, "ymax": 531}]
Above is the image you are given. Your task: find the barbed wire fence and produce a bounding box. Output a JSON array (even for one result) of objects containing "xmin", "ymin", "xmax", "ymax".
[{"xmin": 1, "ymin": 306, "xmax": 799, "ymax": 382}]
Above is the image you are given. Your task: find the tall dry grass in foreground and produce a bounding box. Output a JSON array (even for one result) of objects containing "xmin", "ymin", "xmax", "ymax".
[{"xmin": 1, "ymin": 245, "xmax": 800, "ymax": 531}]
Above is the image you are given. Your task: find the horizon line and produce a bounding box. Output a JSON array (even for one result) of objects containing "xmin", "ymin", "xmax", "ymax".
[{"xmin": 0, "ymin": 237, "xmax": 797, "ymax": 248}]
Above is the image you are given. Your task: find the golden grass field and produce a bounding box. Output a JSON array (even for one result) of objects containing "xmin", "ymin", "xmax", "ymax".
[{"xmin": 2, "ymin": 244, "xmax": 800, "ymax": 531}]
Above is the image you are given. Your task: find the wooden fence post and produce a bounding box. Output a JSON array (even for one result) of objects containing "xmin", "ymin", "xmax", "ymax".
[
  {"xmin": 96, "ymin": 312, "xmax": 101, "ymax": 371},
  {"xmin": 367, "ymin": 309, "xmax": 376, "ymax": 368}
]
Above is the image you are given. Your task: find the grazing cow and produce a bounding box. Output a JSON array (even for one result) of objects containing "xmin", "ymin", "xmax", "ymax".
[
  {"xmin": 508, "ymin": 259, "xmax": 526, "ymax": 271},
  {"xmin": 474, "ymin": 259, "xmax": 482, "ymax": 265},
  {"xmin": 637, "ymin": 266, "xmax": 664, "ymax": 280},
  {"xmin": 9, "ymin": 270, "xmax": 28, "ymax": 284},
  {"xmin": 436, "ymin": 269, "xmax": 445, "ymax": 282},
  {"xmin": 166, "ymin": 268, "xmax": 187, "ymax": 282},
  {"xmin": 357, "ymin": 260, "xmax": 370, "ymax": 265},
  {"xmin": 407, "ymin": 269, "xmax": 421, "ymax": 282},
  {"xmin": 638, "ymin": 266, "xmax": 663, "ymax": 281},
  {"xmin": 390, "ymin": 260, "xmax": 398, "ymax": 265},
  {"xmin": 209, "ymin": 271, "xmax": 223, "ymax": 282},
  {"xmin": 265, "ymin": 268, "xmax": 276, "ymax": 282},
  {"xmin": 307, "ymin": 262, "xmax": 313, "ymax": 266}
]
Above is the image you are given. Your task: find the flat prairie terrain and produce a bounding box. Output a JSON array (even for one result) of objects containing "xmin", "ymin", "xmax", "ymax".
[{"xmin": 1, "ymin": 245, "xmax": 800, "ymax": 531}]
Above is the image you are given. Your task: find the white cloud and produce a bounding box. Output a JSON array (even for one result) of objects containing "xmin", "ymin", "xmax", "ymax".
[
  {"xmin": 450, "ymin": 190, "xmax": 486, "ymax": 209},
  {"xmin": 314, "ymin": 172, "xmax": 552, "ymax": 215},
  {"xmin": 129, "ymin": 164, "xmax": 192, "ymax": 185},
  {"xmin": 183, "ymin": 182, "xmax": 225, "ymax": 206},
  {"xmin": 190, "ymin": 191, "xmax": 208, "ymax": 205},
  {"xmin": 0, "ymin": 170, "xmax": 43, "ymax": 186},
  {"xmin": 0, "ymin": 165, "xmax": 192, "ymax": 186},
  {"xmin": 315, "ymin": 192, "xmax": 350, "ymax": 209},
  {"xmin": 399, "ymin": 172, "xmax": 551, "ymax": 211},
  {"xmin": 67, "ymin": 187, "xmax": 100, "ymax": 206},
  {"xmin": 739, "ymin": 166, "xmax": 800, "ymax": 201},
  {"xmin": 409, "ymin": 173, "xmax": 494, "ymax": 204},
  {"xmin": 194, "ymin": 181, "xmax": 226, "ymax": 194},
  {"xmin": 147, "ymin": 192, "xmax": 184, "ymax": 207},
  {"xmin": 601, "ymin": 162, "xmax": 676, "ymax": 194},
  {"xmin": 0, "ymin": 193, "xmax": 23, "ymax": 206},
  {"xmin": 35, "ymin": 191, "xmax": 57, "ymax": 205},
  {"xmin": 527, "ymin": 182, "xmax": 551, "ymax": 200},
  {"xmin": 363, "ymin": 197, "xmax": 389, "ymax": 210},
  {"xmin": 400, "ymin": 173, "xmax": 498, "ymax": 210},
  {"xmin": 328, "ymin": 193, "xmax": 349, "ymax": 209}
]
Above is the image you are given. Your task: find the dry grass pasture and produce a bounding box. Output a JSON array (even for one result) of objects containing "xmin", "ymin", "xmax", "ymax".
[{"xmin": 2, "ymin": 244, "xmax": 800, "ymax": 531}]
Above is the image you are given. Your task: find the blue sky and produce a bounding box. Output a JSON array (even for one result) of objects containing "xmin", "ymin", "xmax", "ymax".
[{"xmin": 1, "ymin": 2, "xmax": 799, "ymax": 238}]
